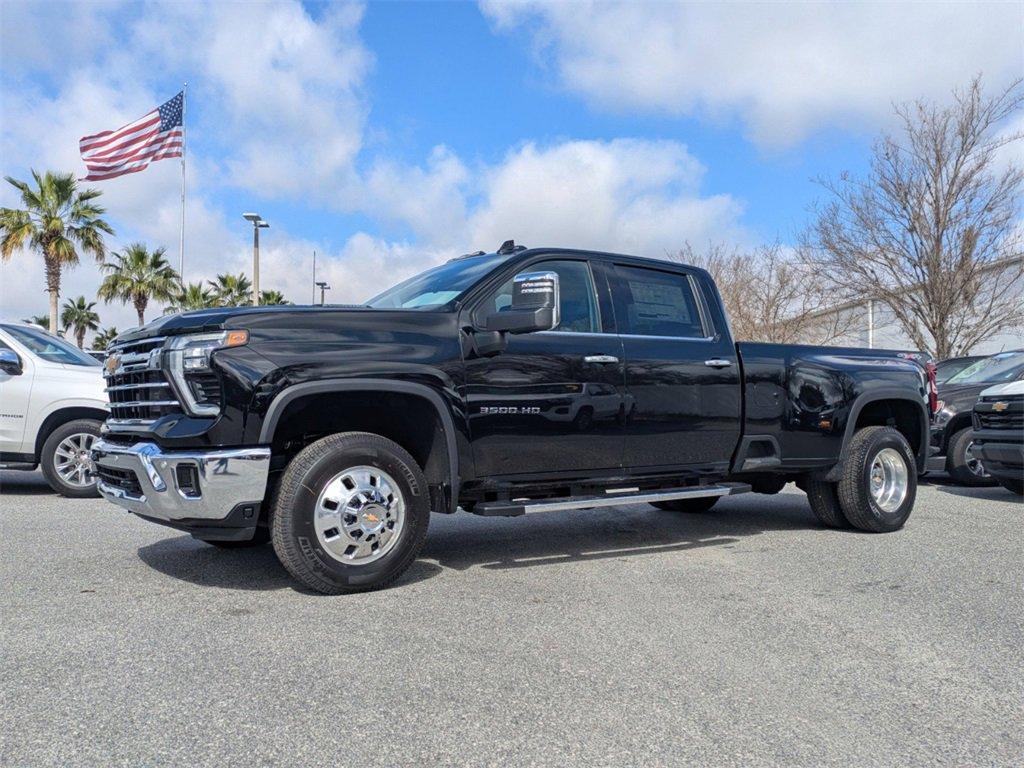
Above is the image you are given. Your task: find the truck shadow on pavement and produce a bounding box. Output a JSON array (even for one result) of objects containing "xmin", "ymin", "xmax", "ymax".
[
  {"xmin": 0, "ymin": 472, "xmax": 54, "ymax": 496},
  {"xmin": 422, "ymin": 494, "xmax": 815, "ymax": 573},
  {"xmin": 134, "ymin": 494, "xmax": 823, "ymax": 592},
  {"xmin": 921, "ymin": 476, "xmax": 1022, "ymax": 504}
]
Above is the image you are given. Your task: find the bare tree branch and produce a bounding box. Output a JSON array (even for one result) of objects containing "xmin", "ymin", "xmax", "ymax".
[{"xmin": 801, "ymin": 75, "xmax": 1024, "ymax": 358}]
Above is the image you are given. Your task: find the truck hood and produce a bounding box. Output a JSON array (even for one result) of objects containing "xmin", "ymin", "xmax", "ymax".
[{"xmin": 115, "ymin": 305, "xmax": 379, "ymax": 343}]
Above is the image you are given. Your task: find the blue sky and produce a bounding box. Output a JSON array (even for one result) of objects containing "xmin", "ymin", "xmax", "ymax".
[{"xmin": 1, "ymin": 1, "xmax": 1020, "ymax": 333}]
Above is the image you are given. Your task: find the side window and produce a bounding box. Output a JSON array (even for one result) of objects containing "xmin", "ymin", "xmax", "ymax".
[
  {"xmin": 611, "ymin": 265, "xmax": 707, "ymax": 338},
  {"xmin": 475, "ymin": 260, "xmax": 601, "ymax": 333}
]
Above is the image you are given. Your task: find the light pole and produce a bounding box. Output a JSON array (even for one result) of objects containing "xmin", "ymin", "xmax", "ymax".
[
  {"xmin": 242, "ymin": 212, "xmax": 269, "ymax": 305},
  {"xmin": 316, "ymin": 281, "xmax": 331, "ymax": 306}
]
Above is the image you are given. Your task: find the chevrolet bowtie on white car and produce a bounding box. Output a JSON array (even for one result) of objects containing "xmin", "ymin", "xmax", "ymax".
[{"xmin": 0, "ymin": 322, "xmax": 108, "ymax": 497}]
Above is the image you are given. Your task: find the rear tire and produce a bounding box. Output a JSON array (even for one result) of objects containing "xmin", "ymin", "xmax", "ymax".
[
  {"xmin": 271, "ymin": 432, "xmax": 430, "ymax": 594},
  {"xmin": 946, "ymin": 427, "xmax": 997, "ymax": 487},
  {"xmin": 997, "ymin": 477, "xmax": 1023, "ymax": 496},
  {"xmin": 40, "ymin": 419, "xmax": 102, "ymax": 498},
  {"xmin": 805, "ymin": 480, "xmax": 848, "ymax": 528},
  {"xmin": 838, "ymin": 426, "xmax": 917, "ymax": 533},
  {"xmin": 652, "ymin": 496, "xmax": 719, "ymax": 513}
]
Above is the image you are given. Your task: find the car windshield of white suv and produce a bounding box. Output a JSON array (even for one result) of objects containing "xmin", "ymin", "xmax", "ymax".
[
  {"xmin": 366, "ymin": 252, "xmax": 510, "ymax": 310},
  {"xmin": 945, "ymin": 352, "xmax": 1024, "ymax": 385},
  {"xmin": 1, "ymin": 324, "xmax": 101, "ymax": 367}
]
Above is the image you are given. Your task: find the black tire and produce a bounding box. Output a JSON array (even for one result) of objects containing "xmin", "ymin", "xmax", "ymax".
[
  {"xmin": 652, "ymin": 496, "xmax": 719, "ymax": 513},
  {"xmin": 40, "ymin": 418, "xmax": 102, "ymax": 498},
  {"xmin": 996, "ymin": 477, "xmax": 1023, "ymax": 496},
  {"xmin": 805, "ymin": 480, "xmax": 849, "ymax": 528},
  {"xmin": 271, "ymin": 432, "xmax": 430, "ymax": 594},
  {"xmin": 837, "ymin": 426, "xmax": 917, "ymax": 533},
  {"xmin": 946, "ymin": 427, "xmax": 997, "ymax": 487}
]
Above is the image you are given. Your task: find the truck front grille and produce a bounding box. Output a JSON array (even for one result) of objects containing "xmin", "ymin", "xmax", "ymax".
[
  {"xmin": 104, "ymin": 336, "xmax": 182, "ymax": 426},
  {"xmin": 974, "ymin": 395, "xmax": 1023, "ymax": 432},
  {"xmin": 976, "ymin": 411, "xmax": 1024, "ymax": 430}
]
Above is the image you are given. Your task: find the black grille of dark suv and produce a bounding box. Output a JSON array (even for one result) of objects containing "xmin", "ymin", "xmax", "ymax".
[
  {"xmin": 974, "ymin": 395, "xmax": 1024, "ymax": 431},
  {"xmin": 104, "ymin": 336, "xmax": 182, "ymax": 426}
]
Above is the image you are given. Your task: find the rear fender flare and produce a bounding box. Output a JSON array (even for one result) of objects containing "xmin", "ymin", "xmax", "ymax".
[{"xmin": 826, "ymin": 389, "xmax": 929, "ymax": 480}]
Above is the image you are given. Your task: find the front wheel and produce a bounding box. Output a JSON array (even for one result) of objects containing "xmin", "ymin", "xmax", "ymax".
[
  {"xmin": 946, "ymin": 427, "xmax": 997, "ymax": 487},
  {"xmin": 838, "ymin": 426, "xmax": 917, "ymax": 532},
  {"xmin": 40, "ymin": 419, "xmax": 102, "ymax": 498},
  {"xmin": 271, "ymin": 432, "xmax": 430, "ymax": 594}
]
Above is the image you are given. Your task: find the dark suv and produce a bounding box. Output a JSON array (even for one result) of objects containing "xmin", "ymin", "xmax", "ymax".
[{"xmin": 929, "ymin": 351, "xmax": 1024, "ymax": 485}]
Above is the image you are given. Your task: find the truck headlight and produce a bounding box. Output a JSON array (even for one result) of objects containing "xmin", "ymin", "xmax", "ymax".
[
  {"xmin": 934, "ymin": 404, "xmax": 956, "ymax": 427},
  {"xmin": 165, "ymin": 331, "xmax": 248, "ymax": 416}
]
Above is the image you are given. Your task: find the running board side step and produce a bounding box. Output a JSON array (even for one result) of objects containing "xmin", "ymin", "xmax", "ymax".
[{"xmin": 473, "ymin": 483, "xmax": 751, "ymax": 517}]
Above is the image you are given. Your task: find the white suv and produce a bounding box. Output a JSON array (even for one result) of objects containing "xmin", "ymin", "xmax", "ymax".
[{"xmin": 0, "ymin": 322, "xmax": 108, "ymax": 497}]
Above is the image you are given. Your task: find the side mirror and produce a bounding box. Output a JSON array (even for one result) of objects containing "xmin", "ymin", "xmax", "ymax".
[
  {"xmin": 0, "ymin": 348, "xmax": 23, "ymax": 376},
  {"xmin": 484, "ymin": 271, "xmax": 560, "ymax": 334}
]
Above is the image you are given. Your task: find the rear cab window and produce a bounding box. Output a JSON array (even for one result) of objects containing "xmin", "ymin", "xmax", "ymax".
[{"xmin": 609, "ymin": 264, "xmax": 708, "ymax": 338}]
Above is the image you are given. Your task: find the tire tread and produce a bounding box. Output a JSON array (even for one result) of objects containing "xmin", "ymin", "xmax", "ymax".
[{"xmin": 271, "ymin": 431, "xmax": 429, "ymax": 595}]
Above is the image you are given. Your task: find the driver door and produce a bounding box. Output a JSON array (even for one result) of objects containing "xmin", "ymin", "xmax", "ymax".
[{"xmin": 462, "ymin": 258, "xmax": 626, "ymax": 478}]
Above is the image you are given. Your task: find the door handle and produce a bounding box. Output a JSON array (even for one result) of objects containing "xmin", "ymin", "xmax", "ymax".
[
  {"xmin": 704, "ymin": 358, "xmax": 733, "ymax": 368},
  {"xmin": 583, "ymin": 355, "xmax": 619, "ymax": 364}
]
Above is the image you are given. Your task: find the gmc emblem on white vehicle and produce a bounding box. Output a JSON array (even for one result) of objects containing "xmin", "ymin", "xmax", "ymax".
[{"xmin": 480, "ymin": 406, "xmax": 541, "ymax": 415}]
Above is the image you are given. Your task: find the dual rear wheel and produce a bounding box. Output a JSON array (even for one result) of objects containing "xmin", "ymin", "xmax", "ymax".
[{"xmin": 806, "ymin": 426, "xmax": 917, "ymax": 533}]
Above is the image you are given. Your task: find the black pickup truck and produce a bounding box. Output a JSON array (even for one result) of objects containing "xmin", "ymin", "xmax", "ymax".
[{"xmin": 92, "ymin": 244, "xmax": 934, "ymax": 594}]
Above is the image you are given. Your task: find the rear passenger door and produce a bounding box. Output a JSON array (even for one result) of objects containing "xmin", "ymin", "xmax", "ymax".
[{"xmin": 606, "ymin": 263, "xmax": 741, "ymax": 473}]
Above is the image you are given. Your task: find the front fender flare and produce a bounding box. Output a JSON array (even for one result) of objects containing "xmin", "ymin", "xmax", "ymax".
[{"xmin": 258, "ymin": 379, "xmax": 460, "ymax": 513}]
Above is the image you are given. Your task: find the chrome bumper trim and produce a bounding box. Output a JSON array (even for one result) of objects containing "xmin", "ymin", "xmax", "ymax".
[{"xmin": 91, "ymin": 438, "xmax": 270, "ymax": 522}]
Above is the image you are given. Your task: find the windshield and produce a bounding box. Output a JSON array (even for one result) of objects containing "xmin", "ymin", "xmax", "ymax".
[
  {"xmin": 1, "ymin": 325, "xmax": 102, "ymax": 367},
  {"xmin": 366, "ymin": 252, "xmax": 510, "ymax": 310},
  {"xmin": 945, "ymin": 352, "xmax": 1024, "ymax": 385}
]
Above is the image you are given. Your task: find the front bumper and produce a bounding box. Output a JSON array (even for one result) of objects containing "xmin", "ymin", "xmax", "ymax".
[
  {"xmin": 91, "ymin": 439, "xmax": 270, "ymax": 540},
  {"xmin": 972, "ymin": 430, "xmax": 1024, "ymax": 483}
]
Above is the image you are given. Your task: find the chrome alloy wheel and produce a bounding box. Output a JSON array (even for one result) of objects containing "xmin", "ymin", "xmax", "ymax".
[
  {"xmin": 868, "ymin": 447, "xmax": 909, "ymax": 513},
  {"xmin": 314, "ymin": 466, "xmax": 406, "ymax": 565},
  {"xmin": 964, "ymin": 440, "xmax": 991, "ymax": 478},
  {"xmin": 53, "ymin": 432, "xmax": 97, "ymax": 488}
]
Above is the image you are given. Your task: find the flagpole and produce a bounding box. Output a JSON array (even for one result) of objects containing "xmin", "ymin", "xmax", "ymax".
[
  {"xmin": 312, "ymin": 250, "xmax": 317, "ymax": 304},
  {"xmin": 179, "ymin": 82, "xmax": 187, "ymax": 280}
]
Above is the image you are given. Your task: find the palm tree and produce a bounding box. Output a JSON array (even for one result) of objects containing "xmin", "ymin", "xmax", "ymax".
[
  {"xmin": 60, "ymin": 296, "xmax": 100, "ymax": 349},
  {"xmin": 98, "ymin": 243, "xmax": 179, "ymax": 327},
  {"xmin": 0, "ymin": 170, "xmax": 113, "ymax": 333},
  {"xmin": 208, "ymin": 273, "xmax": 252, "ymax": 306},
  {"xmin": 92, "ymin": 327, "xmax": 119, "ymax": 351},
  {"xmin": 23, "ymin": 314, "xmax": 50, "ymax": 329},
  {"xmin": 259, "ymin": 289, "xmax": 290, "ymax": 305},
  {"xmin": 166, "ymin": 282, "xmax": 218, "ymax": 314}
]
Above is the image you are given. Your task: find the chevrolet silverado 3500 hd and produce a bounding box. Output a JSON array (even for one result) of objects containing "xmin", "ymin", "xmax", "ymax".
[{"xmin": 92, "ymin": 244, "xmax": 935, "ymax": 593}]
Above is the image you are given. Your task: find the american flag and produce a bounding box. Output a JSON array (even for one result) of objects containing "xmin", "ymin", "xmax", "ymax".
[{"xmin": 79, "ymin": 92, "xmax": 184, "ymax": 181}]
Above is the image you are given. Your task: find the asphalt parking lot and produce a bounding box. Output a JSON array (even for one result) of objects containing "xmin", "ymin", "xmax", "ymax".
[{"xmin": 1, "ymin": 471, "xmax": 1021, "ymax": 767}]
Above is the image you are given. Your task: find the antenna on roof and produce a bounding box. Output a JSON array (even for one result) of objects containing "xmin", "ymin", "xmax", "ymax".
[{"xmin": 497, "ymin": 239, "xmax": 526, "ymax": 255}]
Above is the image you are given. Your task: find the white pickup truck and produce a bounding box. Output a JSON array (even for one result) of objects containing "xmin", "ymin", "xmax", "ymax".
[{"xmin": 0, "ymin": 322, "xmax": 108, "ymax": 497}]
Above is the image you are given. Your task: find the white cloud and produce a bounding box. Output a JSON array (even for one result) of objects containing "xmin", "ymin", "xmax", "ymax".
[
  {"xmin": 468, "ymin": 139, "xmax": 743, "ymax": 256},
  {"xmin": 0, "ymin": 2, "xmax": 748, "ymax": 344},
  {"xmin": 481, "ymin": 1, "xmax": 1023, "ymax": 147}
]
